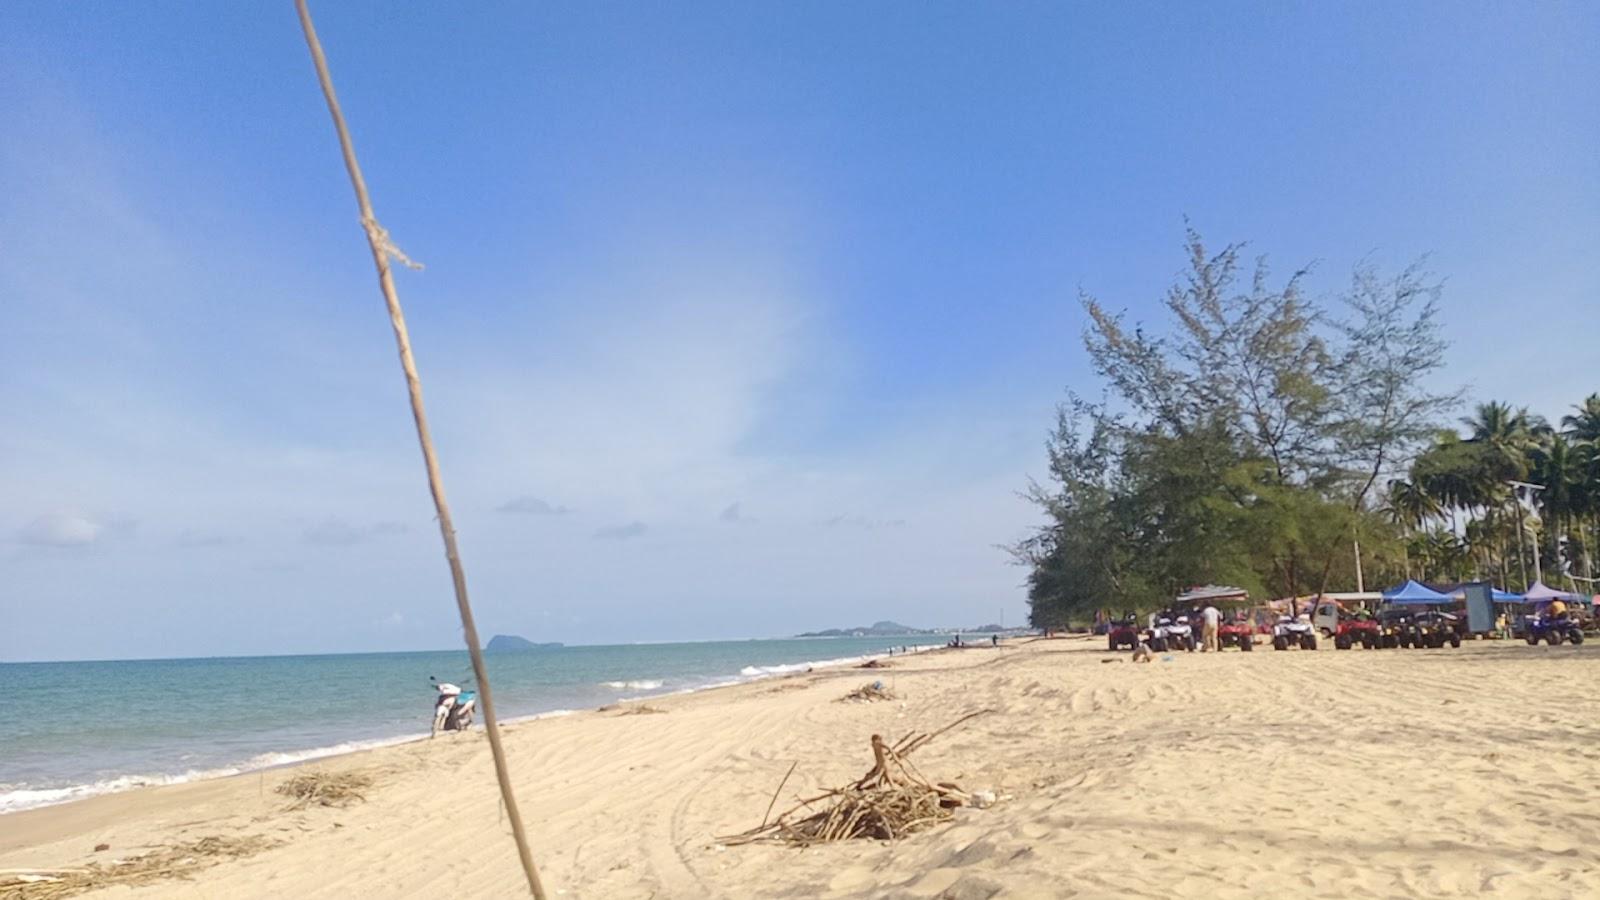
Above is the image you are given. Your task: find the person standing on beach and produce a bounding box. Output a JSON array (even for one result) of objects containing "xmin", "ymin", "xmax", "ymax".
[{"xmin": 1201, "ymin": 603, "xmax": 1221, "ymax": 652}]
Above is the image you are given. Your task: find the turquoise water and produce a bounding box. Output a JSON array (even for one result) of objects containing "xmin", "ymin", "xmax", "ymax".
[{"xmin": 0, "ymin": 636, "xmax": 945, "ymax": 814}]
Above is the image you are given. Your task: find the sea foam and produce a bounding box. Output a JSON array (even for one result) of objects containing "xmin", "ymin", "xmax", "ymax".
[
  {"xmin": 0, "ymin": 734, "xmax": 424, "ymax": 815},
  {"xmin": 600, "ymin": 679, "xmax": 664, "ymax": 690}
]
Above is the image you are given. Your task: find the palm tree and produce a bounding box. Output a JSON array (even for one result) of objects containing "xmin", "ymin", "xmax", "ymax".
[
  {"xmin": 1462, "ymin": 400, "xmax": 1535, "ymax": 481},
  {"xmin": 1460, "ymin": 401, "xmax": 1555, "ymax": 587},
  {"xmin": 1463, "ymin": 401, "xmax": 1533, "ymax": 443},
  {"xmin": 1417, "ymin": 527, "xmax": 1470, "ymax": 582},
  {"xmin": 1567, "ymin": 433, "xmax": 1600, "ymax": 578},
  {"xmin": 1530, "ymin": 434, "xmax": 1581, "ymax": 575},
  {"xmin": 1385, "ymin": 479, "xmax": 1441, "ymax": 531},
  {"xmin": 1561, "ymin": 393, "xmax": 1600, "ymax": 443},
  {"xmin": 1412, "ymin": 434, "xmax": 1480, "ymax": 529},
  {"xmin": 1385, "ymin": 479, "xmax": 1442, "ymax": 579}
]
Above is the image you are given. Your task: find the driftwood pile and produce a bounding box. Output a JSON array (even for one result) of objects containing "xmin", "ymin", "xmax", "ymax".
[
  {"xmin": 838, "ymin": 681, "xmax": 897, "ymax": 703},
  {"xmin": 276, "ymin": 770, "xmax": 373, "ymax": 809},
  {"xmin": 0, "ymin": 835, "xmax": 275, "ymax": 900},
  {"xmin": 724, "ymin": 710, "xmax": 990, "ymax": 846}
]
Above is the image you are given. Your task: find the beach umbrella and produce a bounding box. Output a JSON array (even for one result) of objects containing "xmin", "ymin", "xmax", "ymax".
[{"xmin": 1381, "ymin": 579, "xmax": 1454, "ymax": 605}]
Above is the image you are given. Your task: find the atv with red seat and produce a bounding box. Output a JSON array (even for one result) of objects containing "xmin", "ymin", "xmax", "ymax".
[
  {"xmin": 1333, "ymin": 617, "xmax": 1381, "ymax": 650},
  {"xmin": 1107, "ymin": 611, "xmax": 1141, "ymax": 651},
  {"xmin": 1218, "ymin": 614, "xmax": 1255, "ymax": 651}
]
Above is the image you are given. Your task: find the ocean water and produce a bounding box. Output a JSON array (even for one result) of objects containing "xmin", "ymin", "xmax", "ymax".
[{"xmin": 0, "ymin": 636, "xmax": 945, "ymax": 815}]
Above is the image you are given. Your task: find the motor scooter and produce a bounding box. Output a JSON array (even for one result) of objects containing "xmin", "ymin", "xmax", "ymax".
[{"xmin": 430, "ymin": 676, "xmax": 478, "ymax": 736}]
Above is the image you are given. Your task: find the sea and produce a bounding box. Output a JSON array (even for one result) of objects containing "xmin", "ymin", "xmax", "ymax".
[{"xmin": 0, "ymin": 636, "xmax": 948, "ymax": 815}]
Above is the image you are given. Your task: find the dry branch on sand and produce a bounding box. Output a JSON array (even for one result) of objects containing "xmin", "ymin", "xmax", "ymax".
[
  {"xmin": 723, "ymin": 710, "xmax": 991, "ymax": 846},
  {"xmin": 275, "ymin": 771, "xmax": 373, "ymax": 809},
  {"xmin": 857, "ymin": 659, "xmax": 890, "ymax": 669},
  {"xmin": 838, "ymin": 682, "xmax": 898, "ymax": 703},
  {"xmin": 0, "ymin": 835, "xmax": 275, "ymax": 900}
]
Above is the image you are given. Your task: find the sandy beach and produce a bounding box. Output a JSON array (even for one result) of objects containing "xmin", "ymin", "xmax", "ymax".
[{"xmin": 4, "ymin": 637, "xmax": 1599, "ymax": 899}]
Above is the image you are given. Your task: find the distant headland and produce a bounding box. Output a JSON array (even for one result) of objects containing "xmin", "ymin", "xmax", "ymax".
[
  {"xmin": 795, "ymin": 620, "xmax": 1011, "ymax": 638},
  {"xmin": 484, "ymin": 634, "xmax": 564, "ymax": 652}
]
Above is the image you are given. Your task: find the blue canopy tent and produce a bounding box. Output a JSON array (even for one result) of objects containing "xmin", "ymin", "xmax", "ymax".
[
  {"xmin": 1444, "ymin": 584, "xmax": 1524, "ymax": 603},
  {"xmin": 1381, "ymin": 579, "xmax": 1454, "ymax": 605}
]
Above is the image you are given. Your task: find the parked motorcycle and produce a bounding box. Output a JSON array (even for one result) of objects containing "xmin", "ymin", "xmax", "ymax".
[{"xmin": 431, "ymin": 677, "xmax": 478, "ymax": 736}]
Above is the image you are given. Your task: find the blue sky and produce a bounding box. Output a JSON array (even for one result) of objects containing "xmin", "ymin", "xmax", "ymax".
[{"xmin": 2, "ymin": 2, "xmax": 1595, "ymax": 661}]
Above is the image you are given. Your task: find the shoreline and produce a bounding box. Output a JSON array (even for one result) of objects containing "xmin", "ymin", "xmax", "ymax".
[
  {"xmin": 0, "ymin": 641, "xmax": 948, "ymax": 819},
  {"xmin": 9, "ymin": 637, "xmax": 1593, "ymax": 898}
]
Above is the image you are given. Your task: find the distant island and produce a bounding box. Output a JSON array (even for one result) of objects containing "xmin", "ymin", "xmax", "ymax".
[
  {"xmin": 484, "ymin": 634, "xmax": 564, "ymax": 652},
  {"xmin": 796, "ymin": 620, "xmax": 1019, "ymax": 638}
]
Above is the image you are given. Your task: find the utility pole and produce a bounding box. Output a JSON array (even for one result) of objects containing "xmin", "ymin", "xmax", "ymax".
[{"xmin": 1353, "ymin": 538, "xmax": 1365, "ymax": 592}]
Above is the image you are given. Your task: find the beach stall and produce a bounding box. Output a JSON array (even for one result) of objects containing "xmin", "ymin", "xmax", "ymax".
[
  {"xmin": 1381, "ymin": 580, "xmax": 1454, "ymax": 605},
  {"xmin": 1379, "ymin": 580, "xmax": 1463, "ymax": 647},
  {"xmin": 1522, "ymin": 581, "xmax": 1588, "ymax": 604},
  {"xmin": 1175, "ymin": 585, "xmax": 1254, "ymax": 650},
  {"xmin": 1520, "ymin": 581, "xmax": 1592, "ymax": 625},
  {"xmin": 1517, "ymin": 582, "xmax": 1591, "ymax": 644},
  {"xmin": 1439, "ymin": 583, "xmax": 1520, "ymax": 635}
]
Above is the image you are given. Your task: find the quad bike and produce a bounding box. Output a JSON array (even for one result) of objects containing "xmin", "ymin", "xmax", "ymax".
[
  {"xmin": 1271, "ymin": 614, "xmax": 1317, "ymax": 651},
  {"xmin": 1333, "ymin": 618, "xmax": 1381, "ymax": 650},
  {"xmin": 1218, "ymin": 617, "xmax": 1255, "ymax": 651},
  {"xmin": 1524, "ymin": 613, "xmax": 1584, "ymax": 646},
  {"xmin": 1167, "ymin": 615, "xmax": 1196, "ymax": 652},
  {"xmin": 1147, "ymin": 614, "xmax": 1196, "ymax": 653},
  {"xmin": 1410, "ymin": 611, "xmax": 1463, "ymax": 649},
  {"xmin": 1107, "ymin": 612, "xmax": 1142, "ymax": 651}
]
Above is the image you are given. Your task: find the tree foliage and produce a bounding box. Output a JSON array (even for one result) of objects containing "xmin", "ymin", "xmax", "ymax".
[{"xmin": 1018, "ymin": 230, "xmax": 1458, "ymax": 626}]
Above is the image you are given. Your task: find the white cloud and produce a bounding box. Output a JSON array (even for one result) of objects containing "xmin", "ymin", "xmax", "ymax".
[
  {"xmin": 593, "ymin": 521, "xmax": 648, "ymax": 541},
  {"xmin": 302, "ymin": 519, "xmax": 408, "ymax": 547},
  {"xmin": 16, "ymin": 513, "xmax": 104, "ymax": 547},
  {"xmin": 822, "ymin": 513, "xmax": 908, "ymax": 529},
  {"xmin": 496, "ymin": 496, "xmax": 572, "ymax": 515}
]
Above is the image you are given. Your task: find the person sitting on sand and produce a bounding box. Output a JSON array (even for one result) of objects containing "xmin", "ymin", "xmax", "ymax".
[{"xmin": 1131, "ymin": 640, "xmax": 1153, "ymax": 663}]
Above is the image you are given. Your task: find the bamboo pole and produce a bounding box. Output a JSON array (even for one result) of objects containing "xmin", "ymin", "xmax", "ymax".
[{"xmin": 292, "ymin": 3, "xmax": 547, "ymax": 897}]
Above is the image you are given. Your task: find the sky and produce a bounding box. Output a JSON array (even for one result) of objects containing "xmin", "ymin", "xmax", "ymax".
[{"xmin": 2, "ymin": 2, "xmax": 1595, "ymax": 661}]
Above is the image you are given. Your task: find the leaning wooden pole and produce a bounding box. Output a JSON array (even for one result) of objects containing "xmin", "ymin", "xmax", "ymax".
[{"xmin": 292, "ymin": 3, "xmax": 548, "ymax": 897}]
